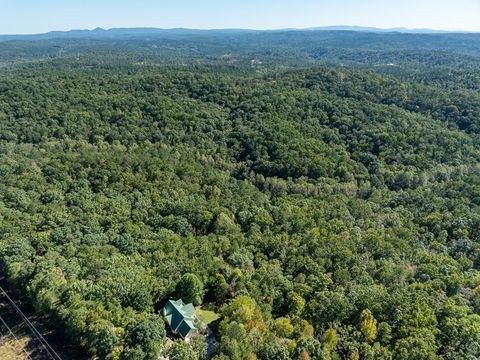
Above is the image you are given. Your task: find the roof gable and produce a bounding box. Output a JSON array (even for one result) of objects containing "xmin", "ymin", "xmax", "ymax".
[
  {"xmin": 178, "ymin": 319, "xmax": 196, "ymax": 337},
  {"xmin": 182, "ymin": 303, "xmax": 195, "ymax": 318}
]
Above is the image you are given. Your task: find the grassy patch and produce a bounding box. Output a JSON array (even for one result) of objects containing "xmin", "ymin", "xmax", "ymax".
[
  {"xmin": 196, "ymin": 308, "xmax": 220, "ymax": 325},
  {"xmin": 0, "ymin": 337, "xmax": 30, "ymax": 360}
]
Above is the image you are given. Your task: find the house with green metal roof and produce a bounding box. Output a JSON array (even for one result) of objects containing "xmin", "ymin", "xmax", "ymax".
[{"xmin": 162, "ymin": 299, "xmax": 199, "ymax": 339}]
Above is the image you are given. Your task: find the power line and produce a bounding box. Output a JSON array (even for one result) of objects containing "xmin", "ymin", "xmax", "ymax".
[
  {"xmin": 0, "ymin": 285, "xmax": 61, "ymax": 360},
  {"xmin": 0, "ymin": 312, "xmax": 33, "ymax": 360},
  {"xmin": 0, "ymin": 285, "xmax": 62, "ymax": 360}
]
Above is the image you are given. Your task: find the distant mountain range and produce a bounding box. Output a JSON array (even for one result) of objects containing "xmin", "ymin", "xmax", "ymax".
[
  {"xmin": 0, "ymin": 26, "xmax": 475, "ymax": 41},
  {"xmin": 304, "ymin": 25, "xmax": 456, "ymax": 33}
]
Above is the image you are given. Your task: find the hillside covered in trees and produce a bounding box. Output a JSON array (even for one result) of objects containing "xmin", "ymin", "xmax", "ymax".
[{"xmin": 1, "ymin": 30, "xmax": 480, "ymax": 359}]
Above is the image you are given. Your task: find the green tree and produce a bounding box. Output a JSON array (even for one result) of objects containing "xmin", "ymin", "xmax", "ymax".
[
  {"xmin": 176, "ymin": 273, "xmax": 205, "ymax": 306},
  {"xmin": 125, "ymin": 315, "xmax": 166, "ymax": 359},
  {"xmin": 208, "ymin": 273, "xmax": 229, "ymax": 302},
  {"xmin": 258, "ymin": 336, "xmax": 291, "ymax": 360},
  {"xmin": 323, "ymin": 328, "xmax": 338, "ymax": 353},
  {"xmin": 273, "ymin": 317, "xmax": 294, "ymax": 338},
  {"xmin": 167, "ymin": 340, "xmax": 197, "ymax": 360},
  {"xmin": 288, "ymin": 292, "xmax": 306, "ymax": 317},
  {"xmin": 294, "ymin": 338, "xmax": 323, "ymax": 360}
]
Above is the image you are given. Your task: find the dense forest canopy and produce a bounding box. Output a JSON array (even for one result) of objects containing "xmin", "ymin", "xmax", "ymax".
[{"xmin": 1, "ymin": 30, "xmax": 480, "ymax": 359}]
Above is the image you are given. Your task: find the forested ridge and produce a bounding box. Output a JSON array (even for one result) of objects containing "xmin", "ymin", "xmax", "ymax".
[{"xmin": 1, "ymin": 32, "xmax": 480, "ymax": 360}]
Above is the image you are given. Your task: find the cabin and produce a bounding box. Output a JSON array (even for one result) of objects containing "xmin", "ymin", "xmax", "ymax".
[{"xmin": 162, "ymin": 299, "xmax": 198, "ymax": 339}]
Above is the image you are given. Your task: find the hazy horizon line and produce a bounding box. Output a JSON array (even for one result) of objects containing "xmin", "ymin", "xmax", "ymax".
[{"xmin": 2, "ymin": 24, "xmax": 479, "ymax": 36}]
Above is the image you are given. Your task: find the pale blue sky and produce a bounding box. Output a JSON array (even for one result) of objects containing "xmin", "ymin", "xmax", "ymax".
[{"xmin": 1, "ymin": 0, "xmax": 479, "ymax": 34}]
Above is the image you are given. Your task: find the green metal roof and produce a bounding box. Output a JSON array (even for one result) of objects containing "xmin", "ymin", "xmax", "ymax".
[
  {"xmin": 182, "ymin": 303, "xmax": 195, "ymax": 318},
  {"xmin": 163, "ymin": 299, "xmax": 197, "ymax": 338},
  {"xmin": 170, "ymin": 310, "xmax": 185, "ymax": 331},
  {"xmin": 178, "ymin": 319, "xmax": 196, "ymax": 338},
  {"xmin": 163, "ymin": 301, "xmax": 176, "ymax": 317}
]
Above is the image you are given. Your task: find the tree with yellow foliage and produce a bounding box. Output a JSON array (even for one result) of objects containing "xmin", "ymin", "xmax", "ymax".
[{"xmin": 360, "ymin": 309, "xmax": 377, "ymax": 342}]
